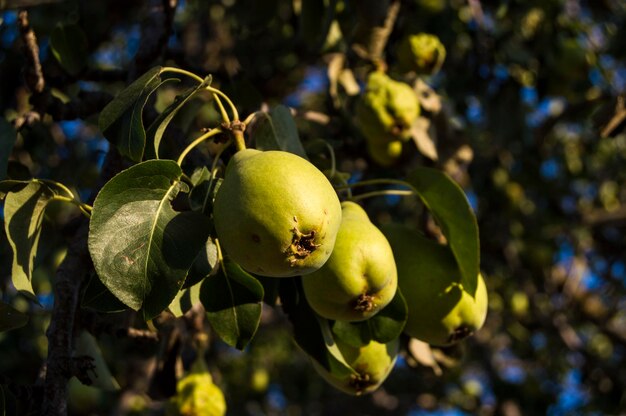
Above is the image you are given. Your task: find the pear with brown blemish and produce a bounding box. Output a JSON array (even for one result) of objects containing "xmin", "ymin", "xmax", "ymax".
[
  {"xmin": 302, "ymin": 202, "xmax": 397, "ymax": 321},
  {"xmin": 311, "ymin": 337, "xmax": 398, "ymax": 396},
  {"xmin": 213, "ymin": 149, "xmax": 342, "ymax": 277},
  {"xmin": 381, "ymin": 223, "xmax": 488, "ymax": 346}
]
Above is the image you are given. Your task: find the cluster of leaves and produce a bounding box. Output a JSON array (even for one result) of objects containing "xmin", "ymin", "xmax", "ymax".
[{"xmin": 1, "ymin": 61, "xmax": 479, "ymax": 366}]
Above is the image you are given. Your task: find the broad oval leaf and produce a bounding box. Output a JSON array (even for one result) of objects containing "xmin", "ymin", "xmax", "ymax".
[
  {"xmin": 88, "ymin": 160, "xmax": 212, "ymax": 320},
  {"xmin": 0, "ymin": 119, "xmax": 16, "ymax": 181},
  {"xmin": 407, "ymin": 166, "xmax": 480, "ymax": 296},
  {"xmin": 3, "ymin": 180, "xmax": 55, "ymax": 300},
  {"xmin": 251, "ymin": 105, "xmax": 307, "ymax": 158},
  {"xmin": 0, "ymin": 301, "xmax": 28, "ymax": 332},
  {"xmin": 49, "ymin": 23, "xmax": 88, "ymax": 76},
  {"xmin": 332, "ymin": 288, "xmax": 407, "ymax": 347},
  {"xmin": 200, "ymin": 259, "xmax": 264, "ymax": 350}
]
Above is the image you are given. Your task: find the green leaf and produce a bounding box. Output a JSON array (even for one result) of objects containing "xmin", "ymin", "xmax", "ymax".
[
  {"xmin": 0, "ymin": 301, "xmax": 28, "ymax": 332},
  {"xmin": 332, "ymin": 288, "xmax": 407, "ymax": 347},
  {"xmin": 168, "ymin": 279, "xmax": 202, "ymax": 317},
  {"xmin": 49, "ymin": 23, "xmax": 88, "ymax": 76},
  {"xmin": 75, "ymin": 331, "xmax": 121, "ymax": 391},
  {"xmin": 299, "ymin": 0, "xmax": 335, "ymax": 52},
  {"xmin": 407, "ymin": 167, "xmax": 480, "ymax": 296},
  {"xmin": 3, "ymin": 180, "xmax": 55, "ymax": 299},
  {"xmin": 278, "ymin": 279, "xmax": 356, "ymax": 375},
  {"xmin": 0, "ymin": 119, "xmax": 16, "ymax": 181},
  {"xmin": 88, "ymin": 160, "xmax": 212, "ymax": 320},
  {"xmin": 81, "ymin": 274, "xmax": 128, "ymax": 313},
  {"xmin": 200, "ymin": 260, "xmax": 263, "ymax": 350},
  {"xmin": 146, "ymin": 75, "xmax": 212, "ymax": 159},
  {"xmin": 98, "ymin": 67, "xmax": 176, "ymax": 162},
  {"xmin": 188, "ymin": 167, "xmax": 221, "ymax": 216},
  {"xmin": 255, "ymin": 275, "xmax": 280, "ymax": 306},
  {"xmin": 183, "ymin": 236, "xmax": 218, "ymax": 288},
  {"xmin": 0, "ymin": 180, "xmax": 26, "ymax": 199},
  {"xmin": 252, "ymin": 105, "xmax": 307, "ymax": 158}
]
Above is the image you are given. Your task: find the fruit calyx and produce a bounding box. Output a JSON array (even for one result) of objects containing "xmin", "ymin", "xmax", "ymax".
[
  {"xmin": 448, "ymin": 326, "xmax": 474, "ymax": 344},
  {"xmin": 286, "ymin": 225, "xmax": 320, "ymax": 264},
  {"xmin": 353, "ymin": 293, "xmax": 375, "ymax": 313},
  {"xmin": 349, "ymin": 372, "xmax": 374, "ymax": 395}
]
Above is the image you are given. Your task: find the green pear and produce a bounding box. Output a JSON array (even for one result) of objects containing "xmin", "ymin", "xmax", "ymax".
[
  {"xmin": 166, "ymin": 373, "xmax": 226, "ymax": 416},
  {"xmin": 213, "ymin": 149, "xmax": 342, "ymax": 277},
  {"xmin": 366, "ymin": 139, "xmax": 403, "ymax": 167},
  {"xmin": 312, "ymin": 338, "xmax": 398, "ymax": 396},
  {"xmin": 381, "ymin": 224, "xmax": 488, "ymax": 346},
  {"xmin": 355, "ymin": 71, "xmax": 420, "ymax": 143},
  {"xmin": 302, "ymin": 202, "xmax": 397, "ymax": 321},
  {"xmin": 396, "ymin": 33, "xmax": 446, "ymax": 75}
]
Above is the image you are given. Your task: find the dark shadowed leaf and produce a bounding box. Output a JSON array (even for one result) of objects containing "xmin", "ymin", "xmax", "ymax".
[
  {"xmin": 88, "ymin": 160, "xmax": 211, "ymax": 320},
  {"xmin": 200, "ymin": 260, "xmax": 264, "ymax": 350},
  {"xmin": 146, "ymin": 75, "xmax": 212, "ymax": 159},
  {"xmin": 0, "ymin": 119, "xmax": 16, "ymax": 181},
  {"xmin": 81, "ymin": 273, "xmax": 128, "ymax": 313},
  {"xmin": 2, "ymin": 180, "xmax": 55, "ymax": 299},
  {"xmin": 188, "ymin": 167, "xmax": 221, "ymax": 216},
  {"xmin": 255, "ymin": 275, "xmax": 280, "ymax": 306},
  {"xmin": 407, "ymin": 167, "xmax": 480, "ymax": 296},
  {"xmin": 278, "ymin": 279, "xmax": 355, "ymax": 375},
  {"xmin": 252, "ymin": 105, "xmax": 307, "ymax": 158},
  {"xmin": 99, "ymin": 67, "xmax": 175, "ymax": 162},
  {"xmin": 49, "ymin": 23, "xmax": 88, "ymax": 76},
  {"xmin": 0, "ymin": 180, "xmax": 26, "ymax": 199},
  {"xmin": 183, "ymin": 236, "xmax": 218, "ymax": 288},
  {"xmin": 75, "ymin": 331, "xmax": 121, "ymax": 391},
  {"xmin": 0, "ymin": 301, "xmax": 28, "ymax": 332}
]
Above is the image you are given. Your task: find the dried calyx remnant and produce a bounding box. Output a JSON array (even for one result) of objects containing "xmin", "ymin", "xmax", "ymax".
[
  {"xmin": 349, "ymin": 372, "xmax": 373, "ymax": 395},
  {"xmin": 448, "ymin": 326, "xmax": 474, "ymax": 344},
  {"xmin": 286, "ymin": 227, "xmax": 320, "ymax": 264},
  {"xmin": 353, "ymin": 293, "xmax": 375, "ymax": 312}
]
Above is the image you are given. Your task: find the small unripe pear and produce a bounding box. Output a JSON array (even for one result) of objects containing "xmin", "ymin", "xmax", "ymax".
[
  {"xmin": 302, "ymin": 202, "xmax": 397, "ymax": 321},
  {"xmin": 366, "ymin": 139, "xmax": 403, "ymax": 167},
  {"xmin": 213, "ymin": 149, "xmax": 342, "ymax": 277},
  {"xmin": 166, "ymin": 373, "xmax": 226, "ymax": 416},
  {"xmin": 381, "ymin": 224, "xmax": 488, "ymax": 346},
  {"xmin": 355, "ymin": 72, "xmax": 420, "ymax": 143},
  {"xmin": 396, "ymin": 33, "xmax": 446, "ymax": 75},
  {"xmin": 312, "ymin": 338, "xmax": 398, "ymax": 395}
]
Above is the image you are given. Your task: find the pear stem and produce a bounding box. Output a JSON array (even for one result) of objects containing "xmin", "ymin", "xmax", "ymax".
[
  {"xmin": 177, "ymin": 128, "xmax": 224, "ymax": 166},
  {"xmin": 231, "ymin": 121, "xmax": 247, "ymax": 152},
  {"xmin": 334, "ymin": 178, "xmax": 412, "ymax": 192},
  {"xmin": 349, "ymin": 189, "xmax": 413, "ymax": 202}
]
